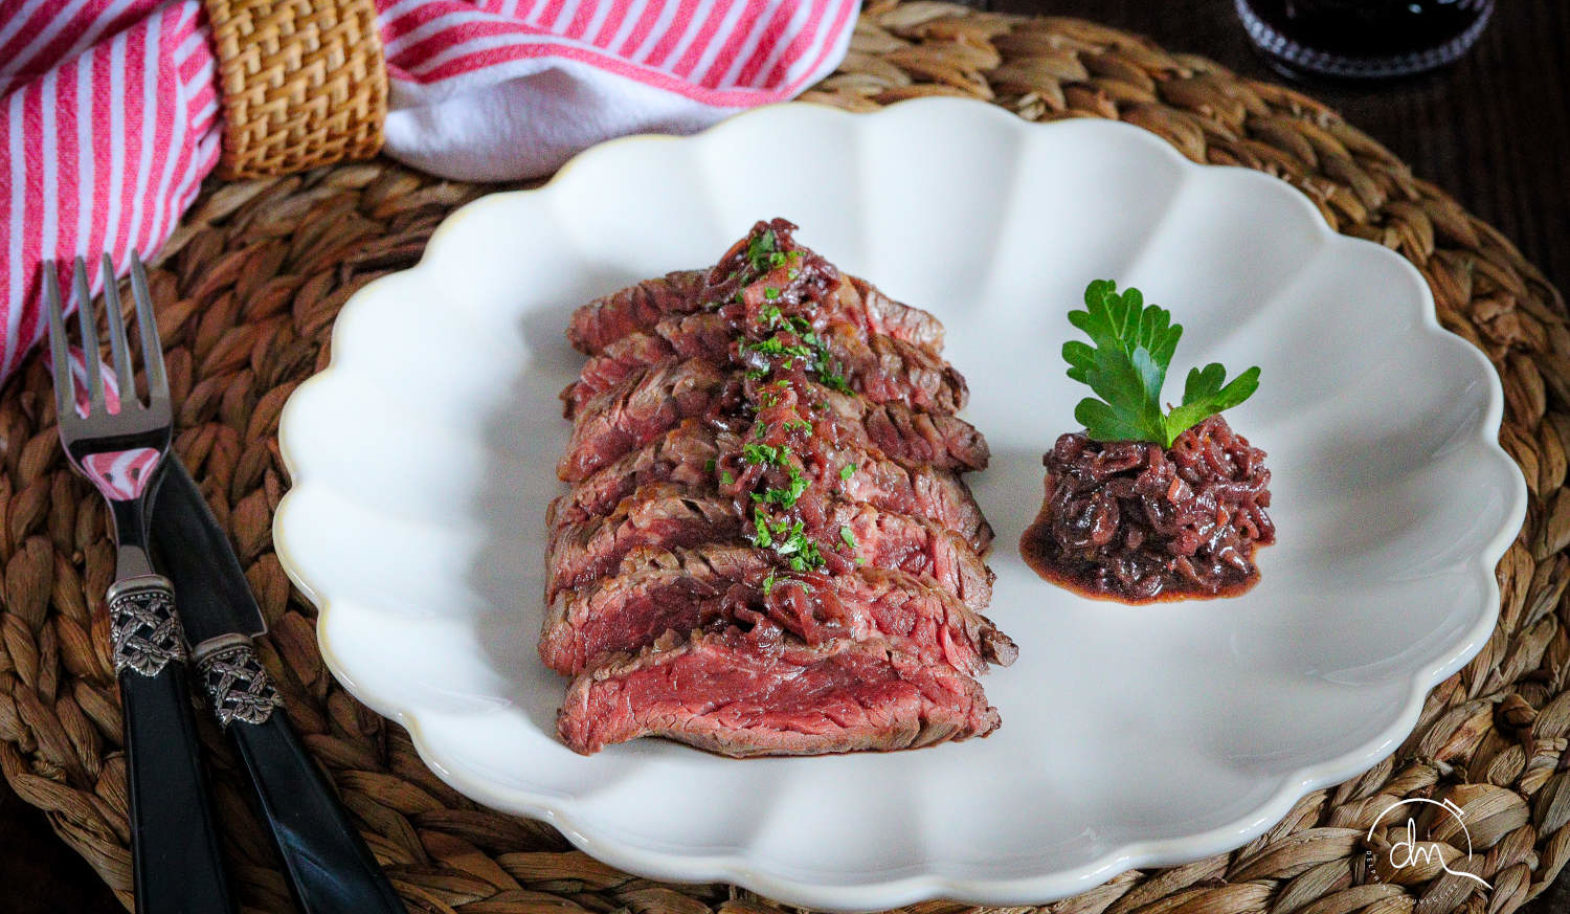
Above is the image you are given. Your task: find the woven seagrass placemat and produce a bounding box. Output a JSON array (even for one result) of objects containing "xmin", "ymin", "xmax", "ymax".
[{"xmin": 3, "ymin": 2, "xmax": 1567, "ymax": 912}]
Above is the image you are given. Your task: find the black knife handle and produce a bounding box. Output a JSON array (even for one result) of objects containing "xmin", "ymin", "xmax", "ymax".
[
  {"xmin": 110, "ymin": 579, "xmax": 236, "ymax": 914},
  {"xmin": 194, "ymin": 639, "xmax": 405, "ymax": 914}
]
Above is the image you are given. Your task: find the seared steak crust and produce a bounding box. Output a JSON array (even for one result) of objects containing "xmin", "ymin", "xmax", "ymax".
[
  {"xmin": 551, "ymin": 420, "xmax": 993, "ymax": 551},
  {"xmin": 564, "ymin": 311, "xmax": 968, "ymax": 416},
  {"xmin": 557, "ymin": 628, "xmax": 1000, "ymax": 757},
  {"xmin": 849, "ymin": 277, "xmax": 945, "ymax": 352},
  {"xmin": 545, "ymin": 484, "xmax": 994, "ymax": 609},
  {"xmin": 565, "ymin": 270, "xmax": 707, "ymax": 356},
  {"xmin": 558, "ymin": 358, "xmax": 989, "ymax": 481},
  {"xmin": 565, "ymin": 269, "xmax": 945, "ymax": 357},
  {"xmin": 539, "ymin": 544, "xmax": 1016, "ymax": 677}
]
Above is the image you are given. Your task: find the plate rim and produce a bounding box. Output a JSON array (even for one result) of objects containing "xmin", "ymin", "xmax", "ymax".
[{"xmin": 273, "ymin": 97, "xmax": 1529, "ymax": 911}]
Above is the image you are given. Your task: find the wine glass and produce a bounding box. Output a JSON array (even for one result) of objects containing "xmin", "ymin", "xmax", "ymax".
[{"xmin": 1236, "ymin": 0, "xmax": 1495, "ymax": 81}]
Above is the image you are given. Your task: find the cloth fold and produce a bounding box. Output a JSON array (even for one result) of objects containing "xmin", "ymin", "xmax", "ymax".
[{"xmin": 0, "ymin": 0, "xmax": 856, "ymax": 380}]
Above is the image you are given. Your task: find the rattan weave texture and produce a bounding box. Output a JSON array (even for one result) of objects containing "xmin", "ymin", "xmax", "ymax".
[
  {"xmin": 205, "ymin": 0, "xmax": 387, "ymax": 179},
  {"xmin": 2, "ymin": 3, "xmax": 1567, "ymax": 912}
]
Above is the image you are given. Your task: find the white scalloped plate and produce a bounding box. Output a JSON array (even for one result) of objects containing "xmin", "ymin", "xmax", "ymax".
[{"xmin": 274, "ymin": 99, "xmax": 1527, "ymax": 911}]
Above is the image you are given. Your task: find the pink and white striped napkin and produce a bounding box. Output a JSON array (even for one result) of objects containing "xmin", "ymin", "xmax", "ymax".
[{"xmin": 0, "ymin": 0, "xmax": 857, "ymax": 381}]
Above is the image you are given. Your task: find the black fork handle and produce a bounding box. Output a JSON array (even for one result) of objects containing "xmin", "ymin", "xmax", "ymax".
[{"xmin": 110, "ymin": 577, "xmax": 236, "ymax": 914}]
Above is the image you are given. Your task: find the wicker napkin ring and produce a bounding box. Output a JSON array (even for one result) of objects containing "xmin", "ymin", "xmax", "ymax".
[{"xmin": 204, "ymin": 0, "xmax": 388, "ymax": 179}]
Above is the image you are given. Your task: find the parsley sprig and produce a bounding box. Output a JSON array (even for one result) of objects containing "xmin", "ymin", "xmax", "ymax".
[{"xmin": 1063, "ymin": 280, "xmax": 1259, "ymax": 448}]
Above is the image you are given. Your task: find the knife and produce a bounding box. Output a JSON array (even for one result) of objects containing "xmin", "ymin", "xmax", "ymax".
[{"xmin": 151, "ymin": 458, "xmax": 405, "ymax": 914}]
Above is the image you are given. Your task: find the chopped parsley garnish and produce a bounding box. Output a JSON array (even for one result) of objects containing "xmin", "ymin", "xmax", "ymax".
[
  {"xmin": 754, "ymin": 469, "xmax": 807, "ymax": 508},
  {"xmin": 750, "ymin": 506, "xmax": 774, "ymax": 548},
  {"xmin": 1064, "ymin": 279, "xmax": 1260, "ymax": 447},
  {"xmin": 840, "ymin": 525, "xmax": 857, "ymax": 551},
  {"xmin": 762, "ymin": 570, "xmax": 777, "ymax": 597},
  {"xmin": 745, "ymin": 509, "xmax": 826, "ymax": 572},
  {"xmin": 745, "ymin": 230, "xmax": 780, "ymax": 274},
  {"xmin": 704, "ymin": 458, "xmax": 716, "ymax": 474},
  {"xmin": 726, "ymin": 231, "xmax": 848, "ymax": 579},
  {"xmin": 779, "ymin": 529, "xmax": 823, "ymax": 571},
  {"xmin": 839, "ymin": 463, "xmax": 856, "ymax": 481},
  {"xmin": 720, "ymin": 470, "xmax": 735, "ymax": 486},
  {"xmin": 817, "ymin": 366, "xmax": 852, "ymax": 393},
  {"xmin": 743, "ymin": 305, "xmax": 846, "ymax": 392},
  {"xmin": 747, "ymin": 334, "xmax": 815, "ymax": 361},
  {"xmin": 743, "ymin": 443, "xmax": 785, "ymax": 466}
]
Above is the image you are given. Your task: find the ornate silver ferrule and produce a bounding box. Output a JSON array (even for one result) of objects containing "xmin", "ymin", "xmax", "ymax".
[
  {"xmin": 192, "ymin": 633, "xmax": 282, "ymax": 727},
  {"xmin": 108, "ymin": 575, "xmax": 187, "ymax": 677}
]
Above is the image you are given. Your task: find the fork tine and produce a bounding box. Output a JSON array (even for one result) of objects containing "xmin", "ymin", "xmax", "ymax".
[
  {"xmin": 72, "ymin": 256, "xmax": 105, "ymax": 413},
  {"xmin": 42, "ymin": 262, "xmax": 77, "ymax": 423},
  {"xmin": 127, "ymin": 251, "xmax": 167, "ymax": 400},
  {"xmin": 99, "ymin": 253, "xmax": 138, "ymax": 410}
]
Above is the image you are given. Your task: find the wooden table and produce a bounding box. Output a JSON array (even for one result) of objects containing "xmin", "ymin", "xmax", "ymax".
[
  {"xmin": 991, "ymin": 0, "xmax": 1570, "ymax": 299},
  {"xmin": 2, "ymin": 2, "xmax": 1564, "ymax": 911}
]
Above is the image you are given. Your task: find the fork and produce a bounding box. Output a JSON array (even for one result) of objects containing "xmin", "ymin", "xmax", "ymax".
[{"xmin": 45, "ymin": 254, "xmax": 236, "ymax": 914}]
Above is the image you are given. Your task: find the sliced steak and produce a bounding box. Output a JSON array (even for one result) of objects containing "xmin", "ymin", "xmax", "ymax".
[
  {"xmin": 557, "ymin": 628, "xmax": 1000, "ymax": 756},
  {"xmin": 566, "ymin": 313, "xmax": 726, "ymax": 414},
  {"xmin": 565, "ymin": 270, "xmax": 707, "ymax": 355},
  {"xmin": 566, "ymin": 269, "xmax": 945, "ymax": 358},
  {"xmin": 559, "ymin": 358, "xmax": 988, "ymax": 481},
  {"xmin": 539, "ymin": 544, "xmax": 1016, "ymax": 676},
  {"xmin": 546, "ymin": 484, "xmax": 733, "ymax": 597},
  {"xmin": 551, "ymin": 420, "xmax": 993, "ymax": 551},
  {"xmin": 556, "ymin": 359, "xmax": 735, "ymax": 482},
  {"xmin": 549, "ymin": 218, "xmax": 1005, "ymax": 760},
  {"xmin": 545, "ymin": 483, "xmax": 994, "ymax": 608},
  {"xmin": 845, "ymin": 396, "xmax": 989, "ymax": 474},
  {"xmin": 820, "ymin": 322, "xmax": 966, "ymax": 414},
  {"xmin": 848, "ymin": 277, "xmax": 945, "ymax": 353},
  {"xmin": 551, "ymin": 420, "xmax": 723, "ymax": 528},
  {"xmin": 843, "ymin": 442, "xmax": 992, "ymax": 551},
  {"xmin": 564, "ymin": 311, "xmax": 967, "ymax": 416}
]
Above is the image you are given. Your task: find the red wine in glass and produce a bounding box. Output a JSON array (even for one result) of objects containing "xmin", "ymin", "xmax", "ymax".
[{"xmin": 1236, "ymin": 0, "xmax": 1495, "ymax": 81}]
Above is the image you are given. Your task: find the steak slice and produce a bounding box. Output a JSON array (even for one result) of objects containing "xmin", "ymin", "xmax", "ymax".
[
  {"xmin": 849, "ymin": 277, "xmax": 945, "ymax": 353},
  {"xmin": 544, "ymin": 484, "xmax": 994, "ymax": 608},
  {"xmin": 565, "ymin": 270, "xmax": 707, "ymax": 355},
  {"xmin": 564, "ymin": 311, "xmax": 967, "ymax": 417},
  {"xmin": 565, "ymin": 269, "xmax": 945, "ymax": 357},
  {"xmin": 551, "ymin": 420, "xmax": 994, "ymax": 551},
  {"xmin": 539, "ymin": 544, "xmax": 1017, "ymax": 676},
  {"xmin": 556, "ymin": 359, "xmax": 733, "ymax": 482},
  {"xmin": 559, "ymin": 358, "xmax": 989, "ymax": 481},
  {"xmin": 557, "ymin": 628, "xmax": 1000, "ymax": 756}
]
